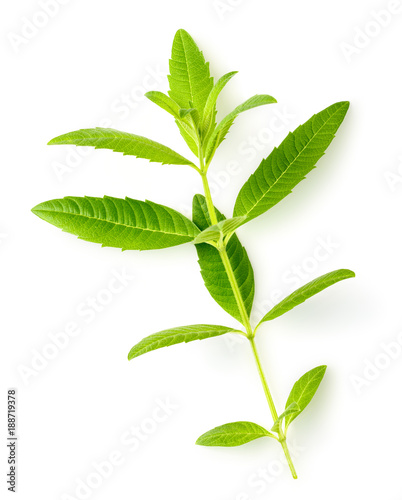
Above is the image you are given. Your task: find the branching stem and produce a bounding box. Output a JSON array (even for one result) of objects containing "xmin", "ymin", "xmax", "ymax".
[
  {"xmin": 197, "ymin": 158, "xmax": 297, "ymax": 479},
  {"xmin": 249, "ymin": 337, "xmax": 298, "ymax": 479}
]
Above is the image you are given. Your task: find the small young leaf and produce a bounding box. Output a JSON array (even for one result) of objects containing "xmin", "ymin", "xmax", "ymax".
[
  {"xmin": 233, "ymin": 101, "xmax": 350, "ymax": 221},
  {"xmin": 48, "ymin": 128, "xmax": 196, "ymax": 167},
  {"xmin": 145, "ymin": 91, "xmax": 181, "ymax": 119},
  {"xmin": 205, "ymin": 94, "xmax": 277, "ymax": 165},
  {"xmin": 218, "ymin": 216, "xmax": 247, "ymax": 238},
  {"xmin": 192, "ymin": 228, "xmax": 221, "ymax": 245},
  {"xmin": 257, "ymin": 269, "xmax": 355, "ymax": 326},
  {"xmin": 201, "ymin": 71, "xmax": 238, "ymax": 139},
  {"xmin": 192, "ymin": 216, "xmax": 247, "ymax": 245},
  {"xmin": 168, "ymin": 29, "xmax": 213, "ymax": 113},
  {"xmin": 32, "ymin": 196, "xmax": 200, "ymax": 251},
  {"xmin": 196, "ymin": 421, "xmax": 275, "ymax": 447},
  {"xmin": 128, "ymin": 324, "xmax": 240, "ymax": 360},
  {"xmin": 178, "ymin": 107, "xmax": 197, "ymax": 119},
  {"xmin": 192, "ymin": 195, "xmax": 254, "ymax": 324},
  {"xmin": 285, "ymin": 366, "xmax": 327, "ymax": 431},
  {"xmin": 174, "ymin": 120, "xmax": 199, "ymax": 157},
  {"xmin": 271, "ymin": 403, "xmax": 299, "ymax": 433}
]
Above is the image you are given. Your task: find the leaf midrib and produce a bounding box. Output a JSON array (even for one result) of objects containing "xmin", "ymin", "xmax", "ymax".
[
  {"xmin": 60, "ymin": 131, "xmax": 190, "ymax": 160},
  {"xmin": 289, "ymin": 370, "xmax": 323, "ymax": 409},
  {"xmin": 207, "ymin": 429, "xmax": 267, "ymax": 439},
  {"xmin": 179, "ymin": 31, "xmax": 195, "ymax": 108},
  {"xmin": 241, "ymin": 104, "xmax": 346, "ymax": 217},
  {"xmin": 34, "ymin": 206, "xmax": 196, "ymax": 239}
]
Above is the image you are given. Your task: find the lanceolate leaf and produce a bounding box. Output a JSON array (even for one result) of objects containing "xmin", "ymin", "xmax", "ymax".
[
  {"xmin": 285, "ymin": 366, "xmax": 327, "ymax": 431},
  {"xmin": 202, "ymin": 71, "xmax": 238, "ymax": 139},
  {"xmin": 271, "ymin": 403, "xmax": 299, "ymax": 433},
  {"xmin": 233, "ymin": 101, "xmax": 350, "ymax": 220},
  {"xmin": 192, "ymin": 195, "xmax": 254, "ymax": 325},
  {"xmin": 257, "ymin": 269, "xmax": 355, "ymax": 326},
  {"xmin": 128, "ymin": 324, "xmax": 240, "ymax": 360},
  {"xmin": 145, "ymin": 91, "xmax": 181, "ymax": 119},
  {"xmin": 48, "ymin": 128, "xmax": 196, "ymax": 167},
  {"xmin": 192, "ymin": 216, "xmax": 247, "ymax": 245},
  {"xmin": 205, "ymin": 94, "xmax": 277, "ymax": 165},
  {"xmin": 196, "ymin": 421, "xmax": 275, "ymax": 447},
  {"xmin": 168, "ymin": 29, "xmax": 213, "ymax": 113},
  {"xmin": 32, "ymin": 196, "xmax": 200, "ymax": 251}
]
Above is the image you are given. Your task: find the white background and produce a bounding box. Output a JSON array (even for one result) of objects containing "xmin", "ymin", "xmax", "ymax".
[{"xmin": 2, "ymin": 0, "xmax": 402, "ymax": 498}]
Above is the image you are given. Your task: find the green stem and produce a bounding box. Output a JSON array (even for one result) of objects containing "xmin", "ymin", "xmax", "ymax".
[
  {"xmin": 281, "ymin": 438, "xmax": 298, "ymax": 479},
  {"xmin": 198, "ymin": 142, "xmax": 218, "ymax": 226},
  {"xmin": 201, "ymin": 171, "xmax": 218, "ymax": 225},
  {"xmin": 198, "ymin": 157, "xmax": 297, "ymax": 479},
  {"xmin": 249, "ymin": 337, "xmax": 298, "ymax": 479},
  {"xmin": 249, "ymin": 337, "xmax": 279, "ymax": 421}
]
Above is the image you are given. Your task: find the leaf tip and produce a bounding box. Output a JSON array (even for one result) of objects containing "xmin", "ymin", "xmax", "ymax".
[
  {"xmin": 195, "ymin": 433, "xmax": 210, "ymax": 446},
  {"xmin": 174, "ymin": 28, "xmax": 191, "ymax": 42},
  {"xmin": 48, "ymin": 132, "xmax": 69, "ymax": 145},
  {"xmin": 31, "ymin": 202, "xmax": 44, "ymax": 216},
  {"xmin": 335, "ymin": 100, "xmax": 350, "ymax": 117}
]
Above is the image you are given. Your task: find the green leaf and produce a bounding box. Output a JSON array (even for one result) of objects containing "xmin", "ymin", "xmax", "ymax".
[
  {"xmin": 128, "ymin": 324, "xmax": 240, "ymax": 360},
  {"xmin": 32, "ymin": 196, "xmax": 200, "ymax": 251},
  {"xmin": 271, "ymin": 403, "xmax": 299, "ymax": 433},
  {"xmin": 196, "ymin": 421, "xmax": 275, "ymax": 447},
  {"xmin": 285, "ymin": 366, "xmax": 327, "ymax": 431},
  {"xmin": 175, "ymin": 120, "xmax": 199, "ymax": 157},
  {"xmin": 257, "ymin": 269, "xmax": 355, "ymax": 326},
  {"xmin": 192, "ymin": 216, "xmax": 247, "ymax": 244},
  {"xmin": 201, "ymin": 71, "xmax": 238, "ymax": 139},
  {"xmin": 145, "ymin": 91, "xmax": 181, "ymax": 119},
  {"xmin": 48, "ymin": 128, "xmax": 196, "ymax": 167},
  {"xmin": 168, "ymin": 29, "xmax": 213, "ymax": 113},
  {"xmin": 179, "ymin": 107, "xmax": 197, "ymax": 119},
  {"xmin": 192, "ymin": 195, "xmax": 254, "ymax": 324},
  {"xmin": 205, "ymin": 94, "xmax": 277, "ymax": 165},
  {"xmin": 233, "ymin": 101, "xmax": 350, "ymax": 221}
]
